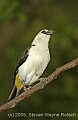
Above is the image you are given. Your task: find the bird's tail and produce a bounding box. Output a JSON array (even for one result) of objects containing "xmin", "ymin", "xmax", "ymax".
[
  {"xmin": 7, "ymin": 85, "xmax": 23, "ymax": 101},
  {"xmin": 7, "ymin": 74, "xmax": 23, "ymax": 101}
]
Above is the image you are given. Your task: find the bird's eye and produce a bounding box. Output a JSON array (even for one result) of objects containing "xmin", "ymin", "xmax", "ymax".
[{"xmin": 41, "ymin": 30, "xmax": 47, "ymax": 34}]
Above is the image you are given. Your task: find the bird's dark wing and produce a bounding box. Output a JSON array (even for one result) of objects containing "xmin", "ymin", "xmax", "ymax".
[{"xmin": 13, "ymin": 46, "xmax": 30, "ymax": 83}]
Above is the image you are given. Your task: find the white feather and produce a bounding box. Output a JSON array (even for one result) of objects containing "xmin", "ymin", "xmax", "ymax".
[{"xmin": 18, "ymin": 29, "xmax": 52, "ymax": 86}]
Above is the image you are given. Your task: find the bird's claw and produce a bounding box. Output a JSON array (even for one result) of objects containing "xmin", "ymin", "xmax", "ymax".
[
  {"xmin": 38, "ymin": 77, "xmax": 47, "ymax": 81},
  {"xmin": 23, "ymin": 86, "xmax": 31, "ymax": 96}
]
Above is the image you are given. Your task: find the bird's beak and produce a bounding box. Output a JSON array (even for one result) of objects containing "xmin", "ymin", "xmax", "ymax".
[{"xmin": 47, "ymin": 30, "xmax": 54, "ymax": 35}]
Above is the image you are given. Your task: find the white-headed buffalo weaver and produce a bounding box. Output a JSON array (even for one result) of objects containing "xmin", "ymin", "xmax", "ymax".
[{"xmin": 7, "ymin": 29, "xmax": 54, "ymax": 101}]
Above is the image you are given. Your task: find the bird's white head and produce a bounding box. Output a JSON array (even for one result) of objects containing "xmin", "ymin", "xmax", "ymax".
[{"xmin": 32, "ymin": 29, "xmax": 54, "ymax": 46}]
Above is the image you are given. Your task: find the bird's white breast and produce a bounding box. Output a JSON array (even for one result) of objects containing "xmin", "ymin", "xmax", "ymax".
[{"xmin": 18, "ymin": 45, "xmax": 50, "ymax": 85}]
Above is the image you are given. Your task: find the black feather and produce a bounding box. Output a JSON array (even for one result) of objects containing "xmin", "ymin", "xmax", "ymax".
[
  {"xmin": 13, "ymin": 47, "xmax": 30, "ymax": 84},
  {"xmin": 7, "ymin": 86, "xmax": 17, "ymax": 101},
  {"xmin": 7, "ymin": 86, "xmax": 23, "ymax": 101}
]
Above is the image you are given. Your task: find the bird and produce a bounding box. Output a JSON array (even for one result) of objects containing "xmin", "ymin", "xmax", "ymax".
[{"xmin": 7, "ymin": 29, "xmax": 54, "ymax": 101}]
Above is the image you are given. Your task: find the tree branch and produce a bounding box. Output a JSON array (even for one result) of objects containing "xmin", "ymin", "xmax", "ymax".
[{"xmin": 0, "ymin": 58, "xmax": 78, "ymax": 112}]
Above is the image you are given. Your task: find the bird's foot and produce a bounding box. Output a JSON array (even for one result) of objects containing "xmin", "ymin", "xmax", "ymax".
[
  {"xmin": 23, "ymin": 86, "xmax": 31, "ymax": 96},
  {"xmin": 38, "ymin": 77, "xmax": 47, "ymax": 82}
]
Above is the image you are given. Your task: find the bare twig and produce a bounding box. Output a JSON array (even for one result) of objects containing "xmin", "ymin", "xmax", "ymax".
[{"xmin": 0, "ymin": 58, "xmax": 78, "ymax": 112}]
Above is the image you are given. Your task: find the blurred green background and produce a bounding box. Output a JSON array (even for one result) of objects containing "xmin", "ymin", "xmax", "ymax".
[{"xmin": 0, "ymin": 0, "xmax": 78, "ymax": 119}]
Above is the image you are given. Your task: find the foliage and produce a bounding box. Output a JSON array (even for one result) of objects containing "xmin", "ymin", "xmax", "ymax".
[{"xmin": 0, "ymin": 0, "xmax": 78, "ymax": 119}]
